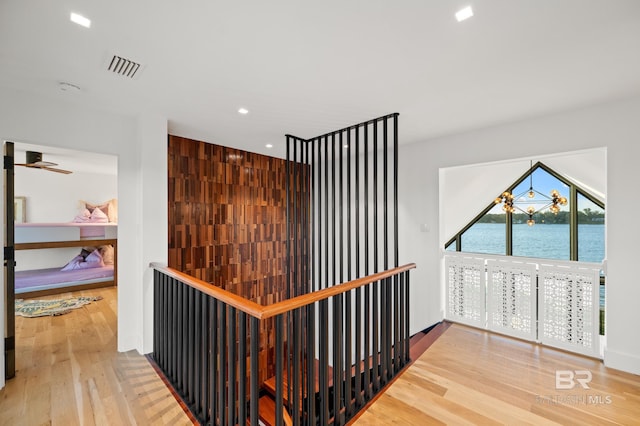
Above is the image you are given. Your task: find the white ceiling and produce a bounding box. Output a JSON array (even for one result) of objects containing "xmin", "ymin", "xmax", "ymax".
[{"xmin": 1, "ymin": 1, "xmax": 640, "ymax": 160}]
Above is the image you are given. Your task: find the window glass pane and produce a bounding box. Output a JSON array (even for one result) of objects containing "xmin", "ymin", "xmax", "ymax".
[
  {"xmin": 445, "ymin": 240, "xmax": 457, "ymax": 251},
  {"xmin": 460, "ymin": 204, "xmax": 506, "ymax": 255},
  {"xmin": 578, "ymin": 193, "xmax": 605, "ymax": 262},
  {"xmin": 512, "ymin": 168, "xmax": 570, "ymax": 260}
]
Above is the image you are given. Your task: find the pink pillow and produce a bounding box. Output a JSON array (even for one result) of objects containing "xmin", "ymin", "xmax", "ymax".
[
  {"xmin": 72, "ymin": 209, "xmax": 92, "ymax": 223},
  {"xmin": 89, "ymin": 207, "xmax": 109, "ymax": 223},
  {"xmin": 61, "ymin": 249, "xmax": 104, "ymax": 271}
]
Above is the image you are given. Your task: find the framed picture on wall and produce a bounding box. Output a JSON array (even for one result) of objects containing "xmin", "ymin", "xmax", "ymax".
[{"xmin": 14, "ymin": 196, "xmax": 26, "ymax": 223}]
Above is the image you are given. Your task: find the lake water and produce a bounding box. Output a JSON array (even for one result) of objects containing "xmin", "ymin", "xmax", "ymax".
[{"xmin": 457, "ymin": 223, "xmax": 604, "ymax": 263}]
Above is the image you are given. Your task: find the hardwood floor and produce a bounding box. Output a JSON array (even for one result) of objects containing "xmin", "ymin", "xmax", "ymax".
[
  {"xmin": 4, "ymin": 294, "xmax": 639, "ymax": 426},
  {"xmin": 0, "ymin": 287, "xmax": 192, "ymax": 426},
  {"xmin": 354, "ymin": 323, "xmax": 640, "ymax": 425}
]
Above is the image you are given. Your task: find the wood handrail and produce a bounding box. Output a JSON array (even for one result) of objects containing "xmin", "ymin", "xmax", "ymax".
[
  {"xmin": 259, "ymin": 263, "xmax": 416, "ymax": 319},
  {"xmin": 150, "ymin": 263, "xmax": 265, "ymax": 318},
  {"xmin": 150, "ymin": 262, "xmax": 416, "ymax": 320}
]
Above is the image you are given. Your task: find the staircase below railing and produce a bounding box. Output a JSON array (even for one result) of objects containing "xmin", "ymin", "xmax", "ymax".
[{"xmin": 151, "ymin": 262, "xmax": 415, "ymax": 426}]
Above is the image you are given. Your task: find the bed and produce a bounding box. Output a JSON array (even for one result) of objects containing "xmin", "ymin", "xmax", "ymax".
[{"xmin": 15, "ymin": 223, "xmax": 117, "ymax": 297}]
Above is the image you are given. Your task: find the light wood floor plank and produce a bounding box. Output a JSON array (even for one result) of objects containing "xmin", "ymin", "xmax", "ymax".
[
  {"xmin": 354, "ymin": 323, "xmax": 640, "ymax": 425},
  {"xmin": 0, "ymin": 287, "xmax": 192, "ymax": 426}
]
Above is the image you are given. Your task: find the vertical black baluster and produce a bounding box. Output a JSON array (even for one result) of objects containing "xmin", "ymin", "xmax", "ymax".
[
  {"xmin": 201, "ymin": 293, "xmax": 209, "ymax": 421},
  {"xmin": 311, "ymin": 138, "xmax": 315, "ymax": 293},
  {"xmin": 319, "ymin": 299, "xmax": 329, "ymax": 425},
  {"xmin": 354, "ymin": 126, "xmax": 362, "ymax": 406},
  {"xmin": 347, "ymin": 128, "xmax": 352, "ymax": 282},
  {"xmin": 293, "ymin": 308, "xmax": 301, "ymax": 426},
  {"xmin": 365, "ymin": 122, "xmax": 370, "ymax": 278},
  {"xmin": 182, "ymin": 285, "xmax": 188, "ymax": 393},
  {"xmin": 153, "ymin": 271, "xmax": 158, "ymax": 360},
  {"xmin": 163, "ymin": 274, "xmax": 168, "ymax": 372},
  {"xmin": 289, "ymin": 138, "xmax": 297, "ymax": 412},
  {"xmin": 238, "ymin": 312, "xmax": 247, "ymax": 426},
  {"xmin": 317, "ymin": 137, "xmax": 322, "ymax": 292},
  {"xmin": 250, "ymin": 317, "xmax": 259, "ymax": 426},
  {"xmin": 188, "ymin": 287, "xmax": 195, "ymax": 403},
  {"xmin": 405, "ymin": 272, "xmax": 411, "ymax": 363},
  {"xmin": 374, "ymin": 121, "xmax": 383, "ymax": 392},
  {"xmin": 382, "ymin": 119, "xmax": 390, "ymax": 380},
  {"xmin": 170, "ymin": 278, "xmax": 176, "ymax": 381},
  {"xmin": 324, "ymin": 135, "xmax": 329, "ymax": 290},
  {"xmin": 153, "ymin": 271, "xmax": 159, "ymax": 365},
  {"xmin": 345, "ymin": 289, "xmax": 353, "ymax": 418},
  {"xmin": 218, "ymin": 301, "xmax": 226, "ymax": 426},
  {"xmin": 332, "ymin": 132, "xmax": 336, "ymax": 288},
  {"xmin": 177, "ymin": 281, "xmax": 183, "ymax": 387},
  {"xmin": 173, "ymin": 280, "xmax": 182, "ymax": 387},
  {"xmin": 306, "ymin": 303, "xmax": 316, "ymax": 425},
  {"xmin": 333, "ymin": 294, "xmax": 343, "ymax": 425},
  {"xmin": 394, "ymin": 115, "xmax": 403, "ymax": 371},
  {"xmin": 340, "ymin": 129, "xmax": 353, "ymax": 418},
  {"xmin": 302, "ymin": 141, "xmax": 313, "ymax": 294},
  {"xmin": 228, "ymin": 307, "xmax": 236, "ymax": 426},
  {"xmin": 394, "ymin": 114, "xmax": 399, "ymax": 269},
  {"xmin": 371, "ymin": 121, "xmax": 380, "ymax": 391},
  {"xmin": 275, "ymin": 314, "xmax": 284, "ymax": 426},
  {"xmin": 399, "ymin": 272, "xmax": 405, "ymax": 364},
  {"xmin": 294, "ymin": 137, "xmax": 299, "ymax": 295},
  {"xmin": 373, "ymin": 119, "xmax": 379, "ymax": 275},
  {"xmin": 210, "ymin": 298, "xmax": 217, "ymax": 425},
  {"xmin": 286, "ymin": 136, "xmax": 291, "ymax": 300},
  {"xmin": 339, "ymin": 131, "xmax": 344, "ymax": 285},
  {"xmin": 161, "ymin": 274, "xmax": 171, "ymax": 374},
  {"xmin": 194, "ymin": 290, "xmax": 202, "ymax": 415},
  {"xmin": 364, "ymin": 123, "xmax": 371, "ymax": 397},
  {"xmin": 394, "ymin": 275, "xmax": 400, "ymax": 373}
]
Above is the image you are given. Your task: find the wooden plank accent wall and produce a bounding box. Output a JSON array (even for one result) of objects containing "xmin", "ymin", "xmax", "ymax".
[{"xmin": 167, "ymin": 135, "xmax": 308, "ymax": 384}]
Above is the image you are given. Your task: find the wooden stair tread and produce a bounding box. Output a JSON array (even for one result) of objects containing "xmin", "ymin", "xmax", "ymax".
[
  {"xmin": 263, "ymin": 359, "xmax": 333, "ymax": 406},
  {"xmin": 258, "ymin": 395, "xmax": 293, "ymax": 426}
]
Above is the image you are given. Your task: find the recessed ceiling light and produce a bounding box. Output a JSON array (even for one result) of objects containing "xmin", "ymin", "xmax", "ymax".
[
  {"xmin": 343, "ymin": 144, "xmax": 349, "ymax": 149},
  {"xmin": 70, "ymin": 12, "xmax": 91, "ymax": 28},
  {"xmin": 238, "ymin": 108, "xmax": 249, "ymax": 115},
  {"xmin": 265, "ymin": 144, "xmax": 273, "ymax": 149},
  {"xmin": 455, "ymin": 6, "xmax": 473, "ymax": 22}
]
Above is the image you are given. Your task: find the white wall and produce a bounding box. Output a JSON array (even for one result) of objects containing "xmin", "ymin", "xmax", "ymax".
[
  {"xmin": 399, "ymin": 96, "xmax": 640, "ymax": 374},
  {"xmin": 0, "ymin": 86, "xmax": 167, "ymax": 389}
]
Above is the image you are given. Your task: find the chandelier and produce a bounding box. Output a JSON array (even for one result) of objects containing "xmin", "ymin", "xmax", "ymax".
[{"xmin": 494, "ymin": 164, "xmax": 568, "ymax": 226}]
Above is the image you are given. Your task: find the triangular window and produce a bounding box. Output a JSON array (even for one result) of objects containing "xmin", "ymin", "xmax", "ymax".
[{"xmin": 445, "ymin": 162, "xmax": 605, "ymax": 262}]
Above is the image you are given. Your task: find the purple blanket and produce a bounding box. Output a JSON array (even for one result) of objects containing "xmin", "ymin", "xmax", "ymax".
[{"xmin": 15, "ymin": 266, "xmax": 114, "ymax": 292}]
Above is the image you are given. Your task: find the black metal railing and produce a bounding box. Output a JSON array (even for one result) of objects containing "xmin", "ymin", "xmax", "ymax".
[{"xmin": 151, "ymin": 262, "xmax": 415, "ymax": 426}]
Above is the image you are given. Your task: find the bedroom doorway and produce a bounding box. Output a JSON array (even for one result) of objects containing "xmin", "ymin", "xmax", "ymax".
[{"xmin": 4, "ymin": 141, "xmax": 118, "ymax": 382}]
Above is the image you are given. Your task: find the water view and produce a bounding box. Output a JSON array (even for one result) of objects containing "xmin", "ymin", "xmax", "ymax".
[{"xmin": 456, "ymin": 223, "xmax": 604, "ymax": 263}]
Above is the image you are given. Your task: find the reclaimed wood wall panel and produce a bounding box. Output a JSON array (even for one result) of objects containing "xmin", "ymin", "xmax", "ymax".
[
  {"xmin": 167, "ymin": 135, "xmax": 308, "ymax": 383},
  {"xmin": 168, "ymin": 135, "xmax": 308, "ymax": 298}
]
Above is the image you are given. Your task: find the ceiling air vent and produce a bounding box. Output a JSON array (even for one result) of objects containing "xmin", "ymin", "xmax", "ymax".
[{"xmin": 107, "ymin": 55, "xmax": 142, "ymax": 78}]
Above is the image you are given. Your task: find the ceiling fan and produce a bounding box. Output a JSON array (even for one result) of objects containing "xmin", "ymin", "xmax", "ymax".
[{"xmin": 15, "ymin": 151, "xmax": 73, "ymax": 174}]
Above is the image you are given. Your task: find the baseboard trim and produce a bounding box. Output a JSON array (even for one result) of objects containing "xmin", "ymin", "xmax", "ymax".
[{"xmin": 604, "ymin": 348, "xmax": 640, "ymax": 375}]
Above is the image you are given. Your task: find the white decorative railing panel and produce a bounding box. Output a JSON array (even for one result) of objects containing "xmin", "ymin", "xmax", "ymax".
[
  {"xmin": 445, "ymin": 255, "xmax": 486, "ymax": 328},
  {"xmin": 443, "ymin": 252, "xmax": 602, "ymax": 359},
  {"xmin": 486, "ymin": 258, "xmax": 537, "ymax": 341},
  {"xmin": 538, "ymin": 261, "xmax": 601, "ymax": 358}
]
